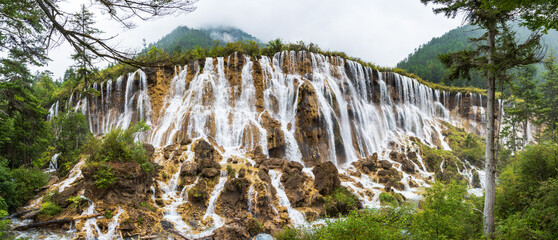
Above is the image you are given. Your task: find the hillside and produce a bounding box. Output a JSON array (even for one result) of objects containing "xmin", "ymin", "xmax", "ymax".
[
  {"xmin": 146, "ymin": 25, "xmax": 260, "ymax": 54},
  {"xmin": 397, "ymin": 24, "xmax": 558, "ymax": 88}
]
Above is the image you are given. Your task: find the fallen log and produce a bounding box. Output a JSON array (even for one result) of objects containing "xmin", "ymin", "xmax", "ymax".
[
  {"xmin": 3, "ymin": 208, "xmax": 40, "ymax": 220},
  {"xmin": 14, "ymin": 213, "xmax": 103, "ymax": 231}
]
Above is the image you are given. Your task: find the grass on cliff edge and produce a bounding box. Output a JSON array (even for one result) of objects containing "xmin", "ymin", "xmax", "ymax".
[{"xmin": 54, "ymin": 39, "xmax": 489, "ymax": 105}]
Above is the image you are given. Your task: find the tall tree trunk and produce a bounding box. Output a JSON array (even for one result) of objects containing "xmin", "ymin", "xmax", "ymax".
[{"xmin": 484, "ymin": 24, "xmax": 497, "ymax": 238}]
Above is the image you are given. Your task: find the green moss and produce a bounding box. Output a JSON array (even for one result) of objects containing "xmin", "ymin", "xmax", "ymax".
[
  {"xmin": 105, "ymin": 210, "xmax": 113, "ymax": 219},
  {"xmin": 226, "ymin": 165, "xmax": 235, "ymax": 178},
  {"xmin": 140, "ymin": 202, "xmax": 156, "ymax": 212}
]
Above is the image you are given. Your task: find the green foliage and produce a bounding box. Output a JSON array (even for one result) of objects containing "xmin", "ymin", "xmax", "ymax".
[
  {"xmin": 93, "ymin": 164, "xmax": 116, "ymax": 189},
  {"xmin": 274, "ymin": 227, "xmax": 305, "ymax": 240},
  {"xmin": 0, "ymin": 81, "xmax": 52, "ymax": 168},
  {"xmin": 496, "ymin": 142, "xmax": 558, "ymax": 239},
  {"xmin": 226, "ymin": 165, "xmax": 235, "ymax": 178},
  {"xmin": 67, "ymin": 195, "xmax": 86, "ymax": 209},
  {"xmin": 105, "ymin": 210, "xmax": 113, "ymax": 219},
  {"xmin": 324, "ymin": 186, "xmax": 361, "ymax": 217},
  {"xmin": 87, "ymin": 122, "xmax": 153, "ymax": 173},
  {"xmin": 140, "ymin": 202, "xmax": 156, "ymax": 212},
  {"xmin": 0, "ymin": 208, "xmax": 12, "ymax": 240},
  {"xmin": 0, "ymin": 161, "xmax": 48, "ymax": 212},
  {"xmin": 31, "ymin": 71, "xmax": 60, "ymax": 104},
  {"xmin": 51, "ymin": 111, "xmax": 90, "ymax": 174},
  {"xmin": 409, "ymin": 181, "xmax": 483, "ymax": 240},
  {"xmin": 539, "ymin": 54, "xmax": 558, "ymax": 141},
  {"xmin": 40, "ymin": 201, "xmax": 62, "ymax": 216},
  {"xmin": 379, "ymin": 192, "xmax": 398, "ymax": 208},
  {"xmin": 276, "ymin": 208, "xmax": 412, "ymax": 240}
]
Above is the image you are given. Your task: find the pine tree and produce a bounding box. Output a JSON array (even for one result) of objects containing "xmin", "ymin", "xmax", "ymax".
[
  {"xmin": 540, "ymin": 54, "xmax": 558, "ymax": 141},
  {"xmin": 70, "ymin": 5, "xmax": 101, "ymax": 88}
]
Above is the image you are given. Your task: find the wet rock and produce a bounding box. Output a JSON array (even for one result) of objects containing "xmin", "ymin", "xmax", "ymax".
[
  {"xmin": 353, "ymin": 153, "xmax": 378, "ymax": 174},
  {"xmin": 143, "ymin": 144, "xmax": 155, "ymax": 158},
  {"xmin": 217, "ymin": 177, "xmax": 250, "ymax": 218},
  {"xmin": 257, "ymin": 169, "xmax": 271, "ymax": 185},
  {"xmin": 180, "ymin": 137, "xmax": 192, "ymax": 146},
  {"xmin": 201, "ymin": 167, "xmax": 219, "ymax": 178},
  {"xmin": 260, "ymin": 111, "xmax": 286, "ymax": 159},
  {"xmin": 295, "ymin": 81, "xmax": 331, "ymax": 166},
  {"xmin": 280, "ymin": 165, "xmax": 308, "ymax": 207},
  {"xmin": 188, "ymin": 180, "xmax": 209, "ymax": 204},
  {"xmin": 213, "ymin": 212, "xmax": 251, "ymax": 240},
  {"xmin": 52, "ymin": 184, "xmax": 79, "ymax": 208},
  {"xmin": 194, "ymin": 140, "xmax": 222, "ymax": 169},
  {"xmin": 238, "ymin": 168, "xmax": 246, "ymax": 178},
  {"xmin": 472, "ymin": 171, "xmax": 481, "ymax": 188},
  {"xmin": 312, "ymin": 161, "xmax": 341, "ymax": 195},
  {"xmin": 258, "ymin": 157, "xmax": 287, "ymax": 170},
  {"xmin": 119, "ymin": 218, "xmax": 136, "ymax": 231},
  {"xmin": 82, "ymin": 160, "xmax": 154, "ymax": 207},
  {"xmin": 408, "ymin": 179, "xmax": 419, "ymax": 188},
  {"xmin": 379, "ymin": 160, "xmax": 392, "ymax": 169},
  {"xmin": 401, "ymin": 160, "xmax": 416, "ymax": 174},
  {"xmin": 180, "ymin": 161, "xmax": 198, "ymax": 177}
]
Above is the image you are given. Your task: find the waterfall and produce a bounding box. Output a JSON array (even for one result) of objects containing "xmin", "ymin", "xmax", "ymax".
[{"xmin": 269, "ymin": 170, "xmax": 306, "ymax": 226}]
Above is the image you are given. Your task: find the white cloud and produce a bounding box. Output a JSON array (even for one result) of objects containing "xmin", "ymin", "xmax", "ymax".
[{"xmin": 38, "ymin": 0, "xmax": 463, "ymax": 79}]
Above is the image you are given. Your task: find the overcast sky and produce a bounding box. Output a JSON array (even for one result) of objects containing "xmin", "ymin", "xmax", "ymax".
[{"xmin": 40, "ymin": 0, "xmax": 464, "ymax": 80}]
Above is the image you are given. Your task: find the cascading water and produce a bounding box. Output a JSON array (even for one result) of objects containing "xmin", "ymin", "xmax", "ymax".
[
  {"xmin": 36, "ymin": 50, "xmax": 532, "ymax": 238},
  {"xmin": 269, "ymin": 170, "xmax": 306, "ymax": 226}
]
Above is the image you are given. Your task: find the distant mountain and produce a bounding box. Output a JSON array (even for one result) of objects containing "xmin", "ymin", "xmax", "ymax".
[
  {"xmin": 146, "ymin": 26, "xmax": 260, "ymax": 54},
  {"xmin": 396, "ymin": 24, "xmax": 558, "ymax": 88}
]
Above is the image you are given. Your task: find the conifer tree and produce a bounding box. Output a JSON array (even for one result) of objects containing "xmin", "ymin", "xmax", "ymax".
[{"xmin": 70, "ymin": 5, "xmax": 101, "ymax": 88}]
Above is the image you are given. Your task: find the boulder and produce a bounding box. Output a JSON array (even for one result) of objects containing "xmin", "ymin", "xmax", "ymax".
[
  {"xmin": 280, "ymin": 167, "xmax": 308, "ymax": 207},
  {"xmin": 201, "ymin": 168, "xmax": 219, "ymax": 178},
  {"xmin": 51, "ymin": 184, "xmax": 79, "ymax": 208},
  {"xmin": 217, "ymin": 178, "xmax": 250, "ymax": 218},
  {"xmin": 295, "ymin": 81, "xmax": 332, "ymax": 166},
  {"xmin": 353, "ymin": 153, "xmax": 378, "ymax": 174},
  {"xmin": 379, "ymin": 160, "xmax": 392, "ymax": 170},
  {"xmin": 260, "ymin": 111, "xmax": 286, "ymax": 159},
  {"xmin": 312, "ymin": 161, "xmax": 341, "ymax": 195},
  {"xmin": 143, "ymin": 144, "xmax": 155, "ymax": 158}
]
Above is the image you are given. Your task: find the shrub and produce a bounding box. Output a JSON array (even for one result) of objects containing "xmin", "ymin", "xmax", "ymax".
[
  {"xmin": 496, "ymin": 142, "xmax": 558, "ymax": 239},
  {"xmin": 274, "ymin": 227, "xmax": 303, "ymax": 240},
  {"xmin": 67, "ymin": 195, "xmax": 86, "ymax": 209},
  {"xmin": 310, "ymin": 208, "xmax": 411, "ymax": 240},
  {"xmin": 379, "ymin": 192, "xmax": 398, "ymax": 207},
  {"xmin": 0, "ymin": 162, "xmax": 48, "ymax": 212},
  {"xmin": 41, "ymin": 201, "xmax": 62, "ymax": 216},
  {"xmin": 409, "ymin": 181, "xmax": 483, "ymax": 240},
  {"xmin": 93, "ymin": 164, "xmax": 116, "ymax": 189},
  {"xmin": 324, "ymin": 186, "xmax": 361, "ymax": 217},
  {"xmin": 0, "ymin": 208, "xmax": 12, "ymax": 240},
  {"xmin": 105, "ymin": 210, "xmax": 113, "ymax": 219},
  {"xmin": 87, "ymin": 122, "xmax": 152, "ymax": 170}
]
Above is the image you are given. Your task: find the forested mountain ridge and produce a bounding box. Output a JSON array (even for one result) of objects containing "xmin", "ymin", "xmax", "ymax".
[
  {"xmin": 145, "ymin": 25, "xmax": 260, "ymax": 54},
  {"xmin": 397, "ymin": 24, "xmax": 558, "ymax": 88}
]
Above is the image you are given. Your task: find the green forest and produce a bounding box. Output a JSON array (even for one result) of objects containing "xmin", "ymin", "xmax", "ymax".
[
  {"xmin": 2, "ymin": 0, "xmax": 558, "ymax": 239},
  {"xmin": 397, "ymin": 23, "xmax": 558, "ymax": 88}
]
